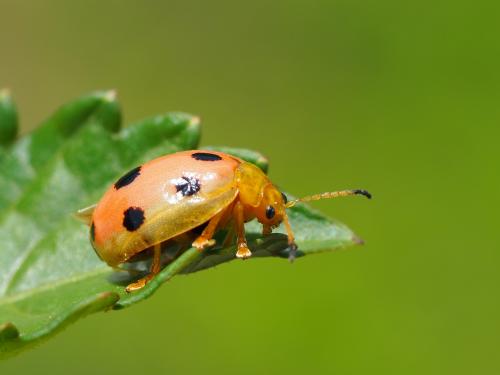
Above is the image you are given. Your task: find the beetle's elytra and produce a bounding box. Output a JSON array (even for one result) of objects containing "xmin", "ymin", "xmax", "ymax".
[{"xmin": 77, "ymin": 150, "xmax": 371, "ymax": 292}]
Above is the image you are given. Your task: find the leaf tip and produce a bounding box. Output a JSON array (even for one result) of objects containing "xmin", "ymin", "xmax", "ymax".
[
  {"xmin": 103, "ymin": 90, "xmax": 117, "ymax": 102},
  {"xmin": 189, "ymin": 115, "xmax": 201, "ymax": 128}
]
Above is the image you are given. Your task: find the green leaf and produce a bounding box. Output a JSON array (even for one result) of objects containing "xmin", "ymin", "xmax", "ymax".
[
  {"xmin": 0, "ymin": 91, "xmax": 121, "ymax": 212},
  {"xmin": 0, "ymin": 92, "xmax": 363, "ymax": 358}
]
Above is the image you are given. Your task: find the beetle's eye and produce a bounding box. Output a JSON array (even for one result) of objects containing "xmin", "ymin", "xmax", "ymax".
[
  {"xmin": 265, "ymin": 205, "xmax": 275, "ymax": 219},
  {"xmin": 281, "ymin": 192, "xmax": 288, "ymax": 204}
]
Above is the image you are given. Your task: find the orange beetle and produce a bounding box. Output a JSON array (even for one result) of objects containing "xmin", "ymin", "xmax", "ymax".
[{"xmin": 77, "ymin": 150, "xmax": 370, "ymax": 292}]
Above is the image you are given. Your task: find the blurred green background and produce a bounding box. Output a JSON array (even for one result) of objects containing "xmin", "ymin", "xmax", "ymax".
[{"xmin": 1, "ymin": 0, "xmax": 499, "ymax": 374}]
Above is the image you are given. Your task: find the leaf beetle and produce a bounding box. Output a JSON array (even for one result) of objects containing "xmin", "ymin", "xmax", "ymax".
[{"xmin": 77, "ymin": 150, "xmax": 371, "ymax": 292}]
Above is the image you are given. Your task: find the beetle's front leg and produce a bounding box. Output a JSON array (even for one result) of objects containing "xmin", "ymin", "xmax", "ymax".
[
  {"xmin": 282, "ymin": 210, "xmax": 298, "ymax": 262},
  {"xmin": 234, "ymin": 201, "xmax": 252, "ymax": 259}
]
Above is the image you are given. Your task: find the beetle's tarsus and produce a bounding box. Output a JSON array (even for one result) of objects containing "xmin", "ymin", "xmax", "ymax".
[
  {"xmin": 125, "ymin": 243, "xmax": 162, "ymax": 293},
  {"xmin": 236, "ymin": 246, "xmax": 252, "ymax": 259},
  {"xmin": 192, "ymin": 238, "xmax": 216, "ymax": 251},
  {"xmin": 125, "ymin": 276, "xmax": 151, "ymax": 293},
  {"xmin": 288, "ymin": 242, "xmax": 298, "ymax": 262}
]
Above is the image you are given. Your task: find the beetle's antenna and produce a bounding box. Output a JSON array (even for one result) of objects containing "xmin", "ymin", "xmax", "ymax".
[{"xmin": 285, "ymin": 189, "xmax": 371, "ymax": 208}]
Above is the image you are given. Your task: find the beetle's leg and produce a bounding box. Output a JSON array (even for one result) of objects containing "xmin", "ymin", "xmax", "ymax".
[
  {"xmin": 234, "ymin": 201, "xmax": 252, "ymax": 259},
  {"xmin": 125, "ymin": 243, "xmax": 162, "ymax": 293},
  {"xmin": 192, "ymin": 209, "xmax": 225, "ymax": 250},
  {"xmin": 222, "ymin": 224, "xmax": 235, "ymax": 247},
  {"xmin": 282, "ymin": 211, "xmax": 298, "ymax": 262}
]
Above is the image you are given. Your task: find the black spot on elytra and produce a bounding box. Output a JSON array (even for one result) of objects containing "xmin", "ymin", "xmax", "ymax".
[
  {"xmin": 266, "ymin": 205, "xmax": 275, "ymax": 219},
  {"xmin": 175, "ymin": 176, "xmax": 201, "ymax": 196},
  {"xmin": 114, "ymin": 166, "xmax": 141, "ymax": 190},
  {"xmin": 123, "ymin": 207, "xmax": 145, "ymax": 231},
  {"xmin": 90, "ymin": 222, "xmax": 96, "ymax": 242},
  {"xmin": 191, "ymin": 152, "xmax": 222, "ymax": 161}
]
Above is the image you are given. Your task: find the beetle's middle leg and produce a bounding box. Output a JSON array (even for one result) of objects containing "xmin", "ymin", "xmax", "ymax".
[
  {"xmin": 125, "ymin": 242, "xmax": 162, "ymax": 293},
  {"xmin": 222, "ymin": 223, "xmax": 235, "ymax": 247},
  {"xmin": 192, "ymin": 208, "xmax": 227, "ymax": 251},
  {"xmin": 234, "ymin": 201, "xmax": 252, "ymax": 259}
]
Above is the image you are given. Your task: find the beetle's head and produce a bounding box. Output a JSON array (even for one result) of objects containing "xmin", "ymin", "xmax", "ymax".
[
  {"xmin": 246, "ymin": 180, "xmax": 371, "ymax": 261},
  {"xmin": 252, "ymin": 184, "xmax": 287, "ymax": 228}
]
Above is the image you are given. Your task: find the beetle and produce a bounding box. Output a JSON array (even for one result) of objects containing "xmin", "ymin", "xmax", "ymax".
[{"xmin": 77, "ymin": 150, "xmax": 371, "ymax": 292}]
